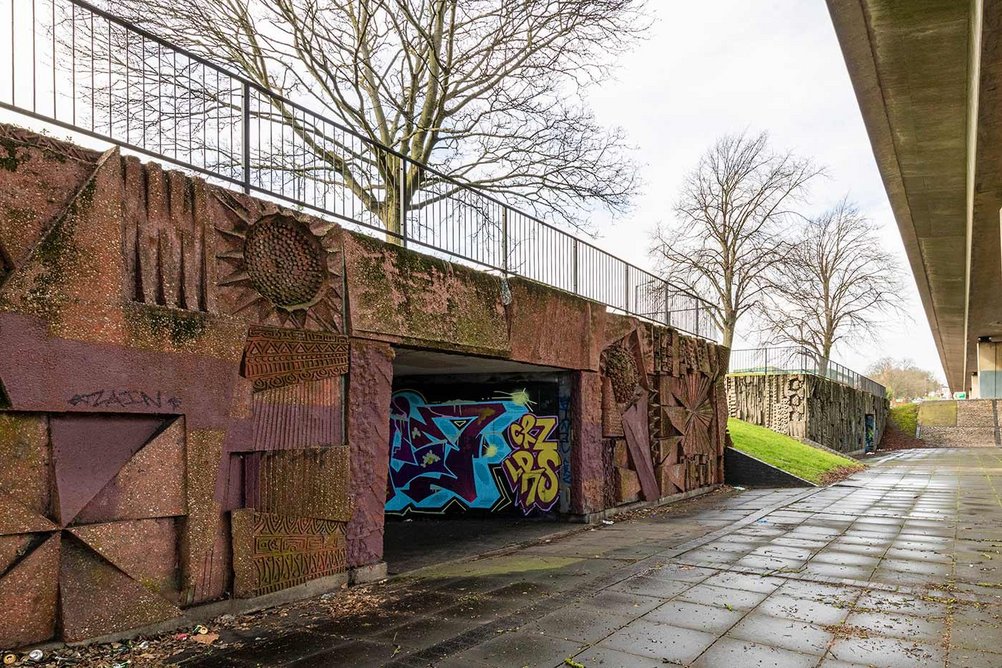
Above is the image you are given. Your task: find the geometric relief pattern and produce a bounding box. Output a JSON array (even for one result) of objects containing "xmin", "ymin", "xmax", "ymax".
[
  {"xmin": 231, "ymin": 510, "xmax": 347, "ymax": 598},
  {"xmin": 645, "ymin": 327, "xmax": 728, "ymax": 498},
  {"xmin": 0, "ymin": 414, "xmax": 184, "ymax": 646},
  {"xmin": 242, "ymin": 325, "xmax": 349, "ymax": 392},
  {"xmin": 665, "ymin": 375, "xmax": 715, "ymax": 457},
  {"xmin": 215, "ymin": 197, "xmax": 345, "ymax": 332},
  {"xmin": 243, "ymin": 447, "xmax": 352, "ymax": 522}
]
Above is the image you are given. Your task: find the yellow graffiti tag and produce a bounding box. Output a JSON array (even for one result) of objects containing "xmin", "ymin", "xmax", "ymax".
[{"xmin": 504, "ymin": 414, "xmax": 560, "ymax": 511}]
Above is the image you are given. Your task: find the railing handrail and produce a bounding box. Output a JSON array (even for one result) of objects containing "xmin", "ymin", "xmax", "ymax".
[
  {"xmin": 0, "ymin": 0, "xmax": 720, "ymax": 342},
  {"xmin": 728, "ymin": 346, "xmax": 886, "ymax": 398}
]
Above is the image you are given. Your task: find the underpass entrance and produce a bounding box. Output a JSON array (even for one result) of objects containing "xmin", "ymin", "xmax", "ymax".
[{"xmin": 383, "ymin": 348, "xmax": 573, "ymax": 573}]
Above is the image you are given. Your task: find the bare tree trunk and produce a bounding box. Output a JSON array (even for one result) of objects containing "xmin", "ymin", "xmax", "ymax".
[{"xmin": 650, "ymin": 132, "xmax": 821, "ymax": 354}]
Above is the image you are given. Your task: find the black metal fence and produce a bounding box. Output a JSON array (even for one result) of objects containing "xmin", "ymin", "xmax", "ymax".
[
  {"xmin": 729, "ymin": 347, "xmax": 886, "ymax": 398},
  {"xmin": 0, "ymin": 0, "xmax": 719, "ymax": 341}
]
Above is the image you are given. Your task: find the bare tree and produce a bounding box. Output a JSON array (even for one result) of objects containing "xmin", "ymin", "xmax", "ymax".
[
  {"xmin": 651, "ymin": 132, "xmax": 822, "ymax": 351},
  {"xmin": 761, "ymin": 198, "xmax": 906, "ymax": 361},
  {"xmin": 84, "ymin": 0, "xmax": 647, "ymax": 237},
  {"xmin": 866, "ymin": 357, "xmax": 942, "ymax": 402}
]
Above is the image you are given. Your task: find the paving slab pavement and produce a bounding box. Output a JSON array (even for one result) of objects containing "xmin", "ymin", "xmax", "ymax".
[{"xmin": 157, "ymin": 449, "xmax": 1002, "ymax": 666}]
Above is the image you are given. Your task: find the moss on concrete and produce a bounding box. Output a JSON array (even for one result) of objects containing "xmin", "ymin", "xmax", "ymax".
[
  {"xmin": 2, "ymin": 177, "xmax": 95, "ymax": 320},
  {"xmin": 0, "ymin": 136, "xmax": 23, "ymax": 172},
  {"xmin": 348, "ymin": 230, "xmax": 506, "ymax": 349},
  {"xmin": 125, "ymin": 306, "xmax": 208, "ymax": 347}
]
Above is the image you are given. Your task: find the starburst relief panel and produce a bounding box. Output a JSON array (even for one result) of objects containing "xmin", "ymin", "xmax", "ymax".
[
  {"xmin": 215, "ymin": 195, "xmax": 344, "ymax": 332},
  {"xmin": 0, "ymin": 413, "xmax": 186, "ymax": 646}
]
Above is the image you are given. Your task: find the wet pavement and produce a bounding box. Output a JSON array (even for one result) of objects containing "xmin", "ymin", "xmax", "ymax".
[
  {"xmin": 383, "ymin": 517, "xmax": 577, "ymax": 575},
  {"xmin": 174, "ymin": 449, "xmax": 1002, "ymax": 667}
]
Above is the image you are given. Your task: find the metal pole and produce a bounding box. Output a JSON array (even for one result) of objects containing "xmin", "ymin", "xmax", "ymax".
[
  {"xmin": 241, "ymin": 81, "xmax": 250, "ymax": 193},
  {"xmin": 501, "ymin": 208, "xmax": 509, "ymax": 274},
  {"xmin": 572, "ymin": 238, "xmax": 579, "ymax": 295},
  {"xmin": 624, "ymin": 265, "xmax": 630, "ymax": 313},
  {"xmin": 398, "ymin": 157, "xmax": 407, "ymax": 247},
  {"xmin": 663, "ymin": 283, "xmax": 670, "ymax": 326}
]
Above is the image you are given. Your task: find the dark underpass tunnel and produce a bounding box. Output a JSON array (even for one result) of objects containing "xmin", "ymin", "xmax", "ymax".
[{"xmin": 383, "ymin": 347, "xmax": 574, "ymax": 575}]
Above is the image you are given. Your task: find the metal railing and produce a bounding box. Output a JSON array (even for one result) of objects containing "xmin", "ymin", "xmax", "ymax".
[
  {"xmin": 0, "ymin": 0, "xmax": 719, "ymax": 342},
  {"xmin": 729, "ymin": 347, "xmax": 886, "ymax": 398}
]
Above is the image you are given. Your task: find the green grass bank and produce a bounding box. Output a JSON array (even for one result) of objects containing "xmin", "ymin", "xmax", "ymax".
[{"xmin": 728, "ymin": 418, "xmax": 865, "ymax": 485}]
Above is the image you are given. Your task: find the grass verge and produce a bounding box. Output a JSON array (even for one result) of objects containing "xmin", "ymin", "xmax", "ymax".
[
  {"xmin": 728, "ymin": 418, "xmax": 865, "ymax": 485},
  {"xmin": 889, "ymin": 403, "xmax": 918, "ymax": 436}
]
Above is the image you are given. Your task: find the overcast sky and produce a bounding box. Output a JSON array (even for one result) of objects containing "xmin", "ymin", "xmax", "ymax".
[{"xmin": 583, "ymin": 1, "xmax": 944, "ymax": 382}]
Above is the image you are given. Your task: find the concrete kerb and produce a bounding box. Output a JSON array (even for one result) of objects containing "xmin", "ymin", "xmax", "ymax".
[{"xmin": 568, "ymin": 484, "xmax": 723, "ymax": 524}]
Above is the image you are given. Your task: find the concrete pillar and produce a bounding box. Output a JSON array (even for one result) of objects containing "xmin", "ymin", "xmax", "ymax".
[
  {"xmin": 346, "ymin": 339, "xmax": 394, "ymax": 568},
  {"xmin": 571, "ymin": 370, "xmax": 604, "ymax": 515}
]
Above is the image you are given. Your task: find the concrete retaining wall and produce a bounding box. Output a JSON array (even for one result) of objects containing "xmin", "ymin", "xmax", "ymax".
[
  {"xmin": 727, "ymin": 373, "xmax": 888, "ymax": 454},
  {"xmin": 723, "ymin": 448, "xmax": 814, "ymax": 488}
]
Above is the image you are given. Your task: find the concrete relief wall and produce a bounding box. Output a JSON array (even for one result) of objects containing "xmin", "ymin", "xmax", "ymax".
[
  {"xmin": 599, "ymin": 325, "xmax": 728, "ymax": 509},
  {"xmin": 0, "ymin": 128, "xmax": 360, "ymax": 647},
  {"xmin": 727, "ymin": 374, "xmax": 888, "ymax": 453},
  {"xmin": 0, "ymin": 125, "xmax": 731, "ymax": 645}
]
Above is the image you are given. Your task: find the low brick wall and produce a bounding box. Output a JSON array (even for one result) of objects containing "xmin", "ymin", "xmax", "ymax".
[{"xmin": 917, "ymin": 400, "xmax": 1000, "ymax": 447}]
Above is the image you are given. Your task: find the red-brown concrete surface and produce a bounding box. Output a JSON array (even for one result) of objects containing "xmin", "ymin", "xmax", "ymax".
[{"xmin": 0, "ymin": 124, "xmax": 729, "ymax": 648}]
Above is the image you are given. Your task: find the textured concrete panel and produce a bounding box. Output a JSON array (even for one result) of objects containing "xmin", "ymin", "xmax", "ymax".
[
  {"xmin": 180, "ymin": 430, "xmax": 228, "ymax": 606},
  {"xmin": 0, "ymin": 493, "xmax": 58, "ymax": 536},
  {"xmin": 60, "ymin": 535, "xmax": 181, "ymax": 642},
  {"xmin": 69, "ymin": 518, "xmax": 180, "ymax": 602},
  {"xmin": 345, "ymin": 340, "xmax": 393, "ymax": 567},
  {"xmin": 231, "ymin": 511, "xmax": 347, "ymax": 598},
  {"xmin": 572, "ymin": 371, "xmax": 605, "ymax": 515},
  {"xmin": 0, "ymin": 413, "xmax": 50, "ymax": 518},
  {"xmin": 0, "ymin": 534, "xmax": 34, "ymax": 573},
  {"xmin": 245, "ymin": 447, "xmax": 351, "ymax": 521},
  {"xmin": 0, "ymin": 533, "xmax": 59, "ymax": 648},
  {"xmin": 621, "ymin": 396, "xmax": 659, "ymax": 501},
  {"xmin": 49, "ymin": 414, "xmax": 167, "ymax": 525},
  {"xmin": 249, "ymin": 377, "xmax": 344, "ymax": 451},
  {"xmin": 75, "ymin": 418, "xmax": 185, "ymax": 524}
]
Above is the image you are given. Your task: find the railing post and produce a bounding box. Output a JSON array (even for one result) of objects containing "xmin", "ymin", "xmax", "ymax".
[
  {"xmin": 764, "ymin": 347, "xmax": 769, "ymax": 375},
  {"xmin": 572, "ymin": 238, "xmax": 579, "ymax": 294},
  {"xmin": 398, "ymin": 157, "xmax": 408, "ymax": 247},
  {"xmin": 663, "ymin": 283, "xmax": 671, "ymax": 326},
  {"xmin": 501, "ymin": 208, "xmax": 510, "ymax": 274},
  {"xmin": 624, "ymin": 265, "xmax": 630, "ymax": 313},
  {"xmin": 241, "ymin": 82, "xmax": 251, "ymax": 194},
  {"xmin": 694, "ymin": 305, "xmax": 700, "ymax": 338}
]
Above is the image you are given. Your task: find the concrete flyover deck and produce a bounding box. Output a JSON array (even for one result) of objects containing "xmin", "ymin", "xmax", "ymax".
[{"xmin": 67, "ymin": 449, "xmax": 1002, "ymax": 667}]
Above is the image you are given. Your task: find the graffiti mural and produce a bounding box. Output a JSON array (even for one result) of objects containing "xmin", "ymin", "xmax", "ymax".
[
  {"xmin": 386, "ymin": 386, "xmax": 562, "ymax": 515},
  {"xmin": 503, "ymin": 414, "xmax": 560, "ymax": 513}
]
